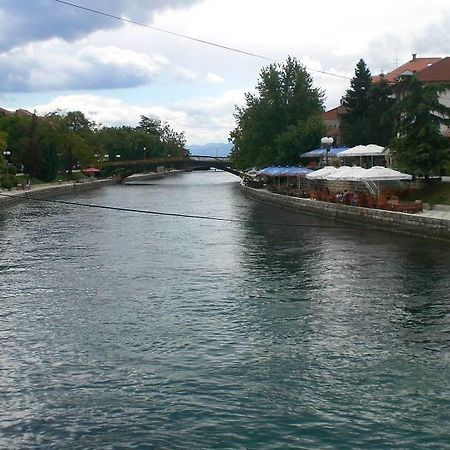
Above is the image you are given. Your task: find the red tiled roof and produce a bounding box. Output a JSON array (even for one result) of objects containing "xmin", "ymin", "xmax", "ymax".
[
  {"xmin": 322, "ymin": 107, "xmax": 339, "ymax": 120},
  {"xmin": 416, "ymin": 57, "xmax": 450, "ymax": 82},
  {"xmin": 322, "ymin": 106, "xmax": 347, "ymax": 120},
  {"xmin": 374, "ymin": 57, "xmax": 442, "ymax": 83}
]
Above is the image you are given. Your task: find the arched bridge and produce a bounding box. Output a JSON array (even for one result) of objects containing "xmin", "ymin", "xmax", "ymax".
[{"xmin": 98, "ymin": 155, "xmax": 241, "ymax": 181}]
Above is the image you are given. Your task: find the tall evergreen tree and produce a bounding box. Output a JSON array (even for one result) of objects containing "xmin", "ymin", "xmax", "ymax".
[
  {"xmin": 341, "ymin": 59, "xmax": 394, "ymax": 146},
  {"xmin": 342, "ymin": 59, "xmax": 372, "ymax": 118}
]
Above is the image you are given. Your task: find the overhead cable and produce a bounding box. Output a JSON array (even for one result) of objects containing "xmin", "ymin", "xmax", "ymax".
[
  {"xmin": 51, "ymin": 0, "xmax": 350, "ymax": 80},
  {"xmin": 0, "ymin": 192, "xmax": 432, "ymax": 232}
]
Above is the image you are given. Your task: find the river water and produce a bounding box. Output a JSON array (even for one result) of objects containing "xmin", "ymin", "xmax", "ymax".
[{"xmin": 1, "ymin": 171, "xmax": 449, "ymax": 449}]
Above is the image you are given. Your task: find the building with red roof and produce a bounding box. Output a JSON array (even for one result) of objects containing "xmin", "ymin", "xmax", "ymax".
[
  {"xmin": 373, "ymin": 54, "xmax": 442, "ymax": 84},
  {"xmin": 323, "ymin": 55, "xmax": 450, "ymax": 144},
  {"xmin": 321, "ymin": 106, "xmax": 348, "ymax": 146}
]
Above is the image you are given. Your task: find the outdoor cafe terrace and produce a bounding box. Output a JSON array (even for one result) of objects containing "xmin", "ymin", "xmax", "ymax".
[{"xmin": 246, "ymin": 165, "xmax": 423, "ymax": 214}]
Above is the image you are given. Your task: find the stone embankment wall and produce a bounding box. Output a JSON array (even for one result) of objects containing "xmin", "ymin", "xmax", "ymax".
[
  {"xmin": 0, "ymin": 179, "xmax": 118, "ymax": 208},
  {"xmin": 241, "ymin": 184, "xmax": 450, "ymax": 242}
]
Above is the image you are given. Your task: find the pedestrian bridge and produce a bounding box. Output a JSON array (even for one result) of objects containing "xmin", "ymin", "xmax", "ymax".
[{"xmin": 98, "ymin": 155, "xmax": 241, "ymax": 181}]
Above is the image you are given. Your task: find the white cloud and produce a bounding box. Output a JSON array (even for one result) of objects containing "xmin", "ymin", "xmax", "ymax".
[
  {"xmin": 3, "ymin": 0, "xmax": 450, "ymax": 144},
  {"xmin": 0, "ymin": 38, "xmax": 173, "ymax": 92},
  {"xmin": 206, "ymin": 72, "xmax": 224, "ymax": 84},
  {"xmin": 32, "ymin": 89, "xmax": 246, "ymax": 144}
]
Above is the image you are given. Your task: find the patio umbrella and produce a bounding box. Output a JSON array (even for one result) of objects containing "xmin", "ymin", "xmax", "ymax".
[
  {"xmin": 337, "ymin": 144, "xmax": 387, "ymax": 167},
  {"xmin": 306, "ymin": 166, "xmax": 338, "ymax": 180},
  {"xmin": 300, "ymin": 147, "xmax": 349, "ymax": 158},
  {"xmin": 325, "ymin": 166, "xmax": 368, "ymax": 181},
  {"xmin": 357, "ymin": 166, "xmax": 412, "ymax": 181},
  {"xmin": 82, "ymin": 167, "xmax": 101, "ymax": 175},
  {"xmin": 356, "ymin": 166, "xmax": 412, "ymax": 198},
  {"xmin": 279, "ymin": 167, "xmax": 312, "ymax": 177}
]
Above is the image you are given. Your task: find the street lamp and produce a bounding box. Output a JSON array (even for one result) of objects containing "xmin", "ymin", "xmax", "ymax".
[
  {"xmin": 321, "ymin": 137, "xmax": 334, "ymax": 166},
  {"xmin": 143, "ymin": 147, "xmax": 146, "ymax": 161},
  {"xmin": 2, "ymin": 150, "xmax": 11, "ymax": 175}
]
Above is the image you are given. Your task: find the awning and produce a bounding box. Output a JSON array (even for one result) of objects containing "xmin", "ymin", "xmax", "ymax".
[
  {"xmin": 258, "ymin": 166, "xmax": 312, "ymax": 177},
  {"xmin": 258, "ymin": 166, "xmax": 282, "ymax": 176},
  {"xmin": 337, "ymin": 144, "xmax": 387, "ymax": 157},
  {"xmin": 357, "ymin": 166, "xmax": 412, "ymax": 181},
  {"xmin": 325, "ymin": 166, "xmax": 368, "ymax": 181},
  {"xmin": 279, "ymin": 167, "xmax": 312, "ymax": 177},
  {"xmin": 82, "ymin": 167, "xmax": 100, "ymax": 173},
  {"xmin": 300, "ymin": 147, "xmax": 349, "ymax": 158},
  {"xmin": 306, "ymin": 166, "xmax": 338, "ymax": 180}
]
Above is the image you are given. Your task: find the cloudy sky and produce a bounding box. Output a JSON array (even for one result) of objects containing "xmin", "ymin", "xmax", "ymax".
[{"xmin": 1, "ymin": 0, "xmax": 449, "ymax": 145}]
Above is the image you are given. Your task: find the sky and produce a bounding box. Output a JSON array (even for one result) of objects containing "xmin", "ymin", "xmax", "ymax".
[{"xmin": 1, "ymin": 0, "xmax": 449, "ymax": 145}]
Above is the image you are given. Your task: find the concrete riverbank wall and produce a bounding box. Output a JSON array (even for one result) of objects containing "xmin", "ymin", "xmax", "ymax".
[
  {"xmin": 241, "ymin": 183, "xmax": 450, "ymax": 242},
  {"xmin": 0, "ymin": 179, "xmax": 118, "ymax": 208}
]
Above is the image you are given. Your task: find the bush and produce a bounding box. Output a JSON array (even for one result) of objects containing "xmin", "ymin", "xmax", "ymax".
[
  {"xmin": 0, "ymin": 174, "xmax": 16, "ymax": 190},
  {"xmin": 443, "ymin": 161, "xmax": 450, "ymax": 176}
]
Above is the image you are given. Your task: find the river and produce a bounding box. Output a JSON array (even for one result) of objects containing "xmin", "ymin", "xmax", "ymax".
[{"xmin": 1, "ymin": 171, "xmax": 449, "ymax": 449}]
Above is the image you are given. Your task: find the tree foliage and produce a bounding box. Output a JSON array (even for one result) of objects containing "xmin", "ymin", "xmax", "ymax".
[
  {"xmin": 341, "ymin": 59, "xmax": 394, "ymax": 146},
  {"xmin": 230, "ymin": 56, "xmax": 325, "ymax": 168},
  {"xmin": 0, "ymin": 109, "xmax": 188, "ymax": 181},
  {"xmin": 387, "ymin": 75, "xmax": 450, "ymax": 177}
]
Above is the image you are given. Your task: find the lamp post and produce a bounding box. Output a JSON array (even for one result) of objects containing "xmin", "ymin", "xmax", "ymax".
[
  {"xmin": 143, "ymin": 147, "xmax": 146, "ymax": 161},
  {"xmin": 2, "ymin": 150, "xmax": 11, "ymax": 175},
  {"xmin": 321, "ymin": 137, "xmax": 334, "ymax": 166}
]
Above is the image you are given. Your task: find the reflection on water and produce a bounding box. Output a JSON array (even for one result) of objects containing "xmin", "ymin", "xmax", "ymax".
[{"xmin": 1, "ymin": 172, "xmax": 449, "ymax": 449}]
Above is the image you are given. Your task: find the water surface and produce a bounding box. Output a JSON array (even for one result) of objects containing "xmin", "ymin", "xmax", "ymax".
[{"xmin": 1, "ymin": 172, "xmax": 449, "ymax": 449}]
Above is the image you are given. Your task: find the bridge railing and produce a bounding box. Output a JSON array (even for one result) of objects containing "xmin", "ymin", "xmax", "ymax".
[{"xmin": 98, "ymin": 155, "xmax": 231, "ymax": 168}]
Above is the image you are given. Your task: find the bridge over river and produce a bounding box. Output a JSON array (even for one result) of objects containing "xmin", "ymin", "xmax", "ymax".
[{"xmin": 98, "ymin": 155, "xmax": 240, "ymax": 180}]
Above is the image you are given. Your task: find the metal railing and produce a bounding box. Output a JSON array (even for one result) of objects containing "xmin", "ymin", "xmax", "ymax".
[{"xmin": 362, "ymin": 179, "xmax": 378, "ymax": 197}]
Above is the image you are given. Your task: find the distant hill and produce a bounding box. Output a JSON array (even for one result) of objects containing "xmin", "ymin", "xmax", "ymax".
[{"xmin": 188, "ymin": 143, "xmax": 233, "ymax": 157}]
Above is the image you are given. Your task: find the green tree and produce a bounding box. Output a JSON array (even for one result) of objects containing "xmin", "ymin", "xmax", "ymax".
[
  {"xmin": 37, "ymin": 140, "xmax": 59, "ymax": 181},
  {"xmin": 0, "ymin": 130, "xmax": 7, "ymax": 172},
  {"xmin": 46, "ymin": 110, "xmax": 96, "ymax": 173},
  {"xmin": 22, "ymin": 113, "xmax": 42, "ymax": 177},
  {"xmin": 136, "ymin": 116, "xmax": 187, "ymax": 158},
  {"xmin": 341, "ymin": 59, "xmax": 394, "ymax": 146},
  {"xmin": 137, "ymin": 115, "xmax": 161, "ymax": 138},
  {"xmin": 230, "ymin": 56, "xmax": 325, "ymax": 168},
  {"xmin": 0, "ymin": 130, "xmax": 6, "ymax": 151},
  {"xmin": 387, "ymin": 75, "xmax": 450, "ymax": 177},
  {"xmin": 0, "ymin": 113, "xmax": 31, "ymax": 170},
  {"xmin": 367, "ymin": 78, "xmax": 395, "ymax": 146},
  {"xmin": 275, "ymin": 116, "xmax": 325, "ymax": 164}
]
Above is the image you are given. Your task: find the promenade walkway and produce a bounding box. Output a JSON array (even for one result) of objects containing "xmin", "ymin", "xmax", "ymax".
[{"xmin": 418, "ymin": 207, "xmax": 450, "ymax": 221}]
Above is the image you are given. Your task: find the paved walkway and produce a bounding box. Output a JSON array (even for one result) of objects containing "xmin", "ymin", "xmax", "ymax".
[
  {"xmin": 1, "ymin": 179, "xmax": 107, "ymax": 195},
  {"xmin": 418, "ymin": 208, "xmax": 450, "ymax": 221}
]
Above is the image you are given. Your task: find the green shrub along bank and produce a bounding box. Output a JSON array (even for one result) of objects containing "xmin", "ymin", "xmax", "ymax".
[{"xmin": 0, "ymin": 174, "xmax": 17, "ymax": 190}]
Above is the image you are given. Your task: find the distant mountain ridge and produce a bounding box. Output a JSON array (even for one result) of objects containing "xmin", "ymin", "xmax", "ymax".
[{"xmin": 188, "ymin": 142, "xmax": 233, "ymax": 157}]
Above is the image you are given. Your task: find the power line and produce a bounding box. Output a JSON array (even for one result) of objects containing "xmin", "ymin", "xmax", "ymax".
[
  {"xmin": 51, "ymin": 0, "xmax": 350, "ymax": 80},
  {"xmin": 0, "ymin": 192, "xmax": 437, "ymax": 233}
]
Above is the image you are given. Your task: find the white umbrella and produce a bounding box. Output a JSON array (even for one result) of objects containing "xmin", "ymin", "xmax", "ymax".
[
  {"xmin": 305, "ymin": 166, "xmax": 338, "ymax": 180},
  {"xmin": 337, "ymin": 144, "xmax": 386, "ymax": 157},
  {"xmin": 357, "ymin": 166, "xmax": 412, "ymax": 181},
  {"xmin": 326, "ymin": 166, "xmax": 368, "ymax": 181},
  {"xmin": 338, "ymin": 144, "xmax": 387, "ymax": 167},
  {"xmin": 356, "ymin": 166, "xmax": 412, "ymax": 198}
]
